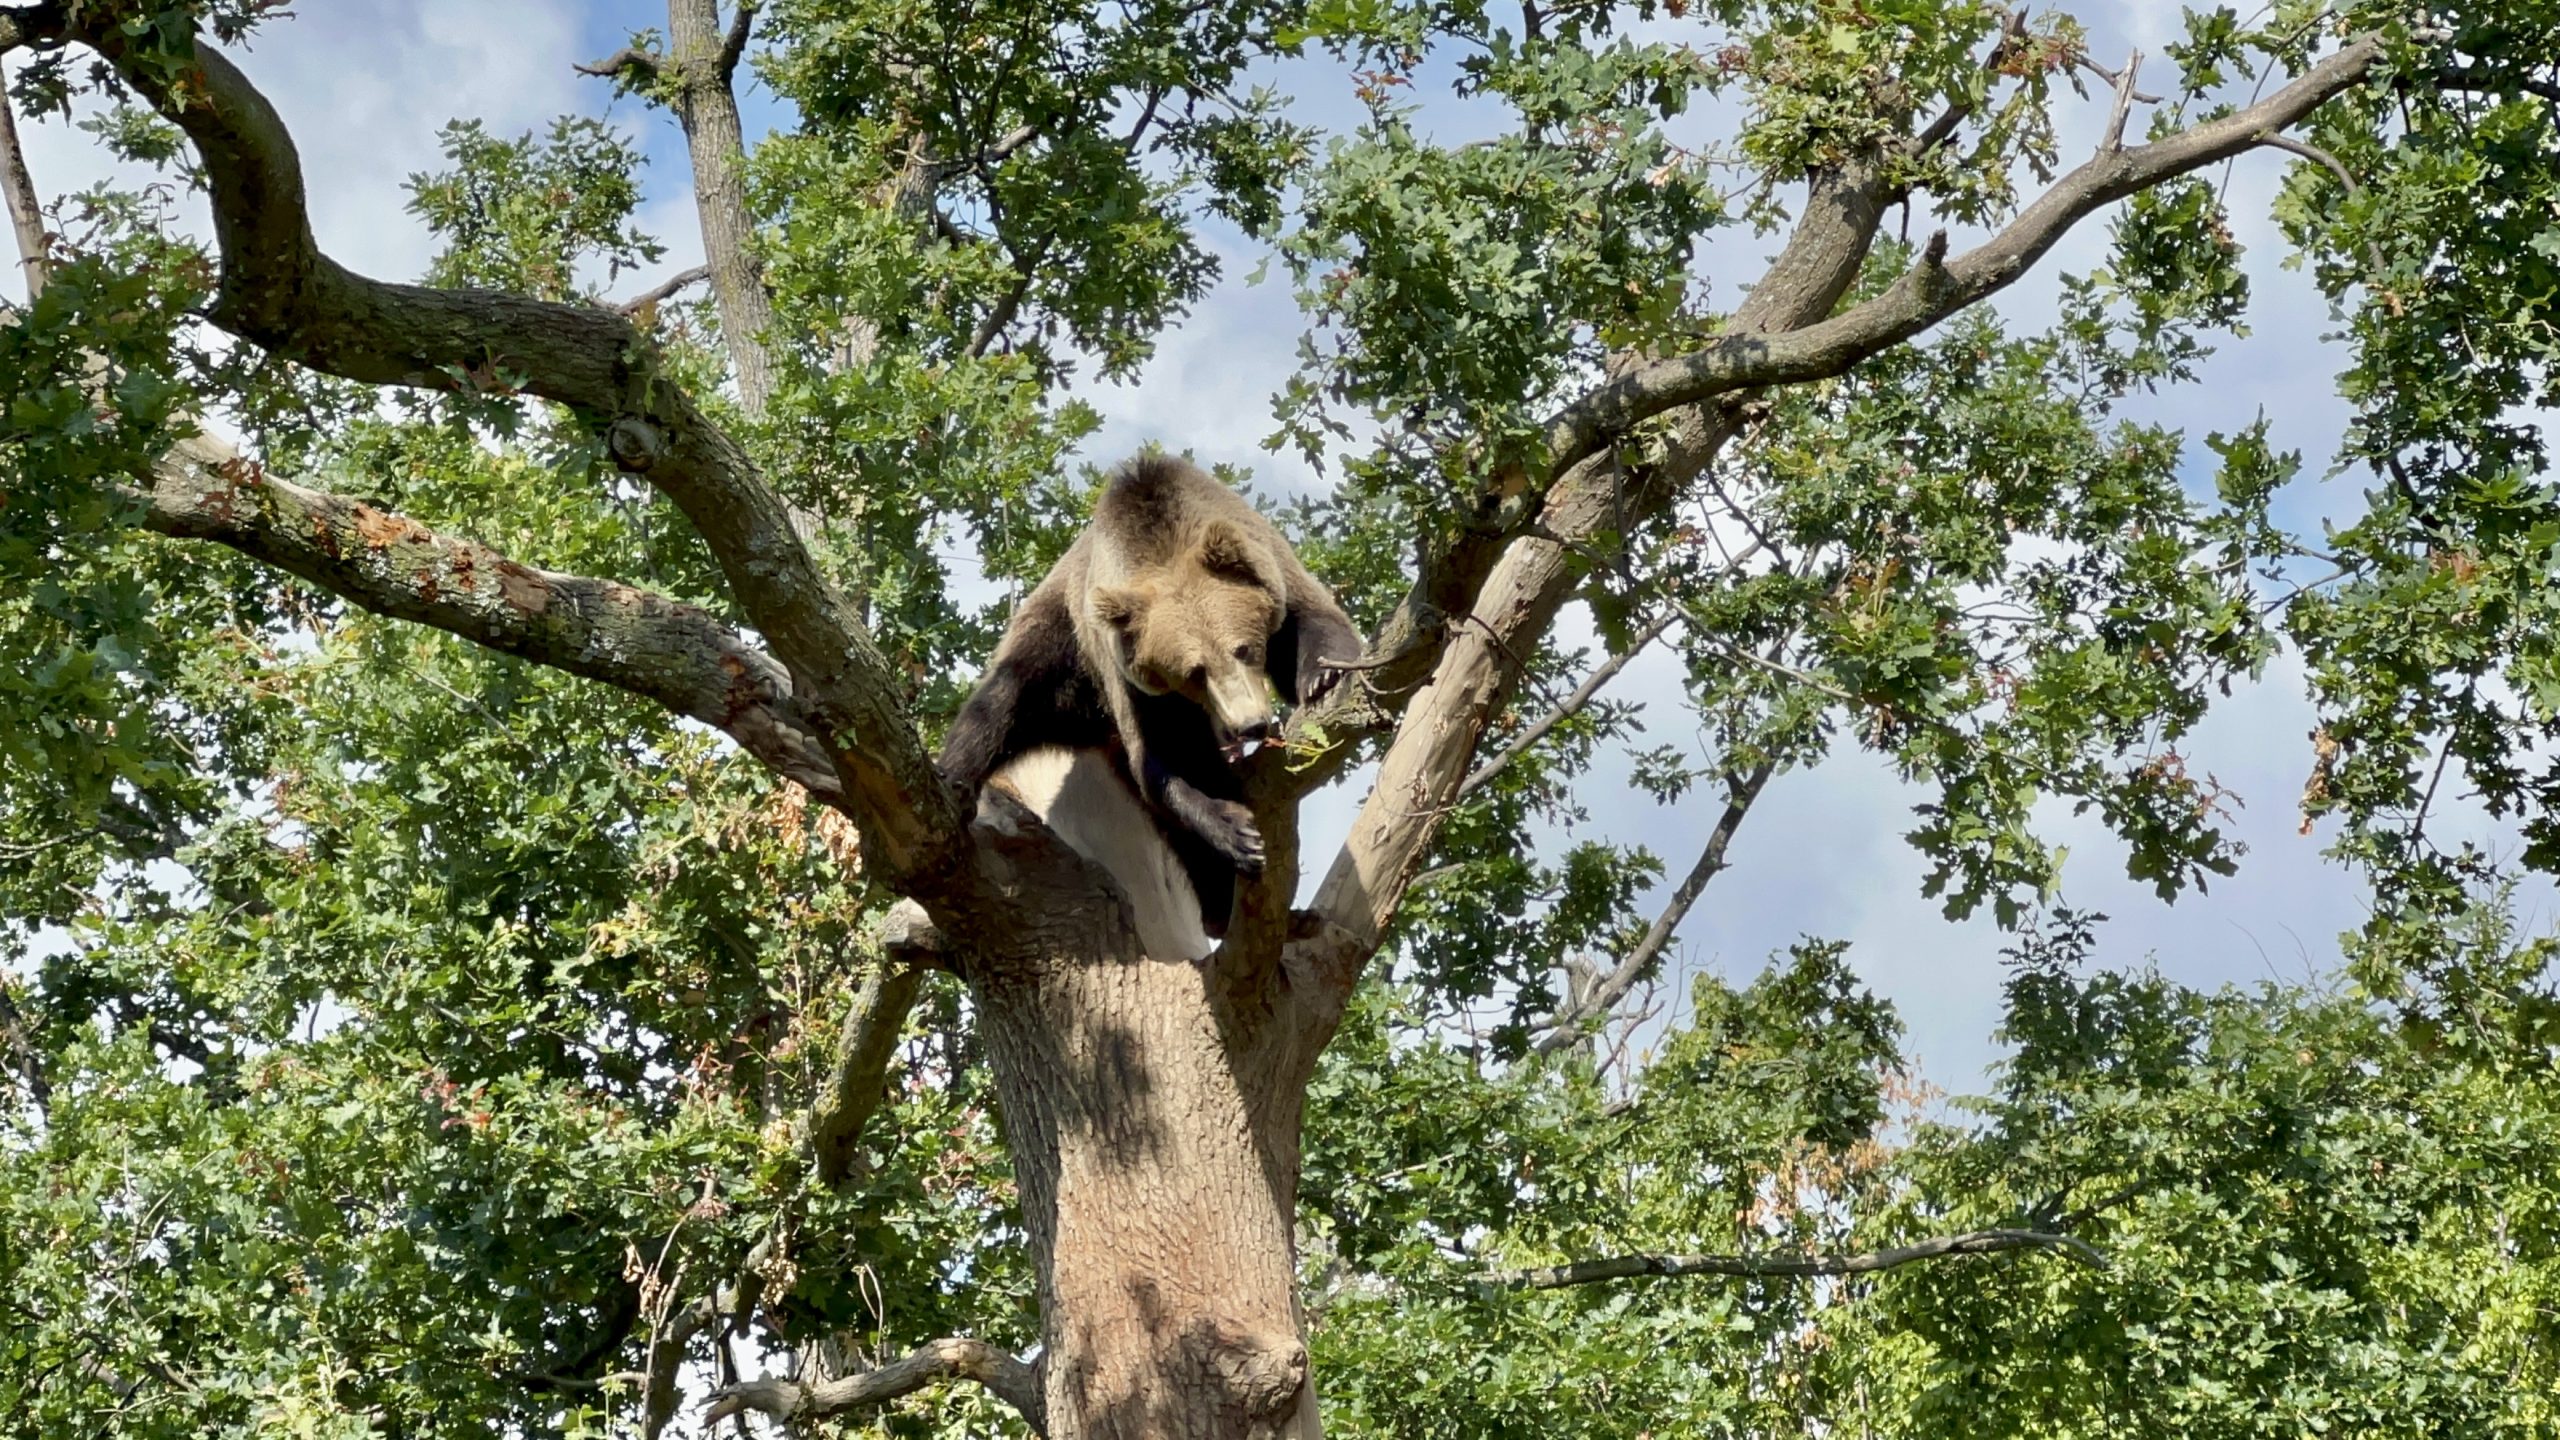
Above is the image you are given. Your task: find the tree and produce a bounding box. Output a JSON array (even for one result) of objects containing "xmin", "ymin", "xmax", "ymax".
[{"xmin": 2, "ymin": 0, "xmax": 2556, "ymax": 1436}]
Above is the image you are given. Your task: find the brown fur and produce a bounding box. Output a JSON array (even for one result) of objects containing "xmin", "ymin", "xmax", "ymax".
[{"xmin": 940, "ymin": 455, "xmax": 1365, "ymax": 944}]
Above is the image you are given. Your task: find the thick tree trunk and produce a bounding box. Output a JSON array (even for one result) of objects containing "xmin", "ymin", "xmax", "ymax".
[{"xmin": 971, "ymin": 935, "xmax": 1317, "ymax": 1439}]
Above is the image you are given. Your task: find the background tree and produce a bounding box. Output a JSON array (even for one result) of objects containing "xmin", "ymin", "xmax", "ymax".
[{"xmin": 2, "ymin": 0, "xmax": 2556, "ymax": 1437}]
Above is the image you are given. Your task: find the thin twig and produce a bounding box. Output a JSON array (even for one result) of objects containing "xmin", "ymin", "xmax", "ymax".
[
  {"xmin": 1484, "ymin": 1227, "xmax": 2107, "ymax": 1290},
  {"xmin": 1531, "ymin": 758, "xmax": 1775, "ymax": 1055},
  {"xmin": 2074, "ymin": 54, "xmax": 2163, "ymax": 104},
  {"xmin": 1457, "ymin": 610, "xmax": 1679, "ymax": 800}
]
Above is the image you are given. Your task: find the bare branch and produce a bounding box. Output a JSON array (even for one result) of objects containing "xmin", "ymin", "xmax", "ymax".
[
  {"xmin": 611, "ymin": 263, "xmax": 711, "ymax": 316},
  {"xmin": 716, "ymin": 0, "xmax": 756, "ymax": 80},
  {"xmin": 0, "ymin": 57, "xmax": 48, "ymax": 296},
  {"xmin": 574, "ymin": 46, "xmax": 663, "ymax": 81},
  {"xmin": 1537, "ymin": 34, "xmax": 2385, "ymax": 477},
  {"xmin": 1484, "ymin": 1228, "xmax": 2108, "ymax": 1290},
  {"xmin": 2099, "ymin": 49, "xmax": 2144, "ymax": 151},
  {"xmin": 1456, "ymin": 610, "xmax": 1677, "ymax": 802},
  {"xmin": 39, "ymin": 11, "xmax": 963, "ymax": 879},
  {"xmin": 1531, "ymin": 759, "xmax": 1773, "ymax": 1055},
  {"xmin": 706, "ymin": 1338, "xmax": 1046, "ymax": 1434},
  {"xmin": 135, "ymin": 430, "xmax": 845, "ymax": 801},
  {"xmin": 2074, "ymin": 53, "xmax": 2162, "ymax": 105}
]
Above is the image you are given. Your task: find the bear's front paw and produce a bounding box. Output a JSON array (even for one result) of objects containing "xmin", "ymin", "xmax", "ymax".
[{"xmin": 1203, "ymin": 798, "xmax": 1266, "ymax": 875}]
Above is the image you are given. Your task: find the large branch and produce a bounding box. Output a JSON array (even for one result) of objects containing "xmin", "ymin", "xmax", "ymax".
[
  {"xmin": 1303, "ymin": 33, "xmax": 2385, "ymax": 962},
  {"xmin": 1484, "ymin": 1228, "xmax": 2108, "ymax": 1290},
  {"xmin": 1305, "ymin": 156, "xmax": 1890, "ymax": 950},
  {"xmin": 1538, "ymin": 34, "xmax": 2386, "ymax": 476},
  {"xmin": 138, "ymin": 430, "xmax": 845, "ymax": 801},
  {"xmin": 706, "ymin": 1337, "xmax": 1046, "ymax": 1435},
  {"xmin": 26, "ymin": 9, "xmax": 964, "ymax": 880}
]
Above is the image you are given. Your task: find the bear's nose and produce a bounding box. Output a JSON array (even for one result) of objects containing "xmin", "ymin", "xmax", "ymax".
[{"xmin": 1237, "ymin": 717, "xmax": 1279, "ymax": 743}]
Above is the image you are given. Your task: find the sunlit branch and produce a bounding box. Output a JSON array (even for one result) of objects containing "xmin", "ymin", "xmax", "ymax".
[
  {"xmin": 706, "ymin": 1338, "xmax": 1046, "ymax": 1435},
  {"xmin": 134, "ymin": 431, "xmax": 847, "ymax": 802}
]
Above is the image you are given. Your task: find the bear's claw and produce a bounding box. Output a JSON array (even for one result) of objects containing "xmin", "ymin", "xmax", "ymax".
[{"xmin": 1203, "ymin": 797, "xmax": 1266, "ymax": 876}]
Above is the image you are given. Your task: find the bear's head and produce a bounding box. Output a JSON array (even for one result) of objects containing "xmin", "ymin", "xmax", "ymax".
[{"xmin": 1090, "ymin": 519, "xmax": 1283, "ymax": 755}]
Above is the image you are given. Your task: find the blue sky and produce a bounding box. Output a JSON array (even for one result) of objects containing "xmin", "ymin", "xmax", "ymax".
[{"xmin": 9, "ymin": 2, "xmax": 2531, "ymax": 1093}]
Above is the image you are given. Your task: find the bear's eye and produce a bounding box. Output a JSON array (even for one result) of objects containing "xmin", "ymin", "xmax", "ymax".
[{"xmin": 1232, "ymin": 643, "xmax": 1257, "ymax": 664}]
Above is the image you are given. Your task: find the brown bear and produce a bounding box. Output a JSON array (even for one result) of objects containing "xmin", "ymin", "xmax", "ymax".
[{"xmin": 940, "ymin": 454, "xmax": 1365, "ymax": 946}]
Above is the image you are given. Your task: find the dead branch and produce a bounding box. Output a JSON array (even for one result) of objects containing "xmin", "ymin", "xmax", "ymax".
[
  {"xmin": 1484, "ymin": 1227, "xmax": 2108, "ymax": 1289},
  {"xmin": 2073, "ymin": 53, "xmax": 2162, "ymax": 105},
  {"xmin": 611, "ymin": 263, "xmax": 712, "ymax": 316},
  {"xmin": 574, "ymin": 46, "xmax": 663, "ymax": 81},
  {"xmin": 2099, "ymin": 49, "xmax": 2144, "ymax": 151},
  {"xmin": 706, "ymin": 1338, "xmax": 1045, "ymax": 1435},
  {"xmin": 1531, "ymin": 758, "xmax": 1773, "ymax": 1055},
  {"xmin": 1457, "ymin": 610, "xmax": 1678, "ymax": 801}
]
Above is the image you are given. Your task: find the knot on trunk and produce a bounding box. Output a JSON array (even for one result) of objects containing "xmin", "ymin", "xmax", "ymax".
[{"xmin": 1198, "ymin": 1321, "xmax": 1307, "ymax": 1424}]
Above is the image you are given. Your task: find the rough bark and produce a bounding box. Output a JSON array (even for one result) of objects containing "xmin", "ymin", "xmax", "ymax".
[
  {"xmin": 665, "ymin": 0, "xmax": 782, "ymax": 415},
  {"xmin": 136, "ymin": 430, "xmax": 846, "ymax": 800},
  {"xmin": 950, "ymin": 797, "xmax": 1320, "ymax": 1440},
  {"xmin": 0, "ymin": 58, "xmax": 45, "ymax": 297}
]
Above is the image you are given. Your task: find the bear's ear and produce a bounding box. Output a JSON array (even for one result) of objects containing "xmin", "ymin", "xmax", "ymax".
[
  {"xmin": 1091, "ymin": 585, "xmax": 1146, "ymax": 630},
  {"xmin": 1197, "ymin": 520, "xmax": 1265, "ymax": 584}
]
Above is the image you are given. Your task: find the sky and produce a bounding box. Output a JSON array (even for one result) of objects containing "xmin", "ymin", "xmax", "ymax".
[{"xmin": 5, "ymin": 1, "xmax": 2536, "ymax": 1096}]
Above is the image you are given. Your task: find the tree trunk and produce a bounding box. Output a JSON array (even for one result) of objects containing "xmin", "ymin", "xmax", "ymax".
[
  {"xmin": 667, "ymin": 0, "xmax": 781, "ymax": 416},
  {"xmin": 968, "ymin": 920, "xmax": 1317, "ymax": 1438}
]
